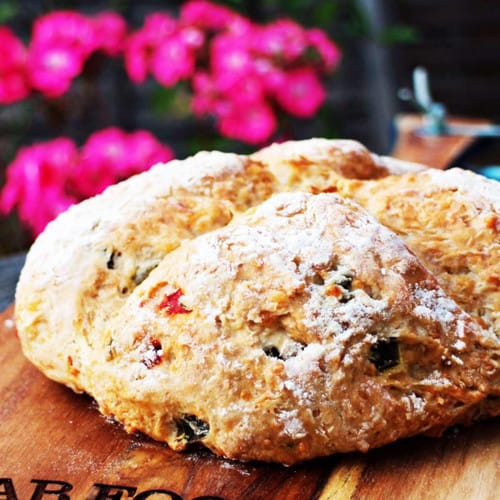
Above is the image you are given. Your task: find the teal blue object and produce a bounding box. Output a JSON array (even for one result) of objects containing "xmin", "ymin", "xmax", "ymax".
[{"xmin": 473, "ymin": 166, "xmax": 500, "ymax": 181}]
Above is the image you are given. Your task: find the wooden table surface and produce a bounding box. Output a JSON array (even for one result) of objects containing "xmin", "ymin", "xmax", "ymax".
[{"xmin": 1, "ymin": 126, "xmax": 499, "ymax": 499}]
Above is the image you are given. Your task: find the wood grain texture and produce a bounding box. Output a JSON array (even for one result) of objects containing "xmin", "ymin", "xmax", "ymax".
[{"xmin": 0, "ymin": 304, "xmax": 498, "ymax": 500}]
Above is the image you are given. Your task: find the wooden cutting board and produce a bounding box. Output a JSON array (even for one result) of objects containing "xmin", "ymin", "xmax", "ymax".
[{"xmin": 0, "ymin": 304, "xmax": 498, "ymax": 500}]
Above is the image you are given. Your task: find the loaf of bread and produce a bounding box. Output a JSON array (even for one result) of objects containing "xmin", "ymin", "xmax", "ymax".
[{"xmin": 15, "ymin": 139, "xmax": 500, "ymax": 464}]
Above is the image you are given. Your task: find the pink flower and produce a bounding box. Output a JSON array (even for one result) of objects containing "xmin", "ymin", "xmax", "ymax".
[
  {"xmin": 223, "ymin": 75, "xmax": 265, "ymax": 106},
  {"xmin": 124, "ymin": 13, "xmax": 179, "ymax": 84},
  {"xmin": 178, "ymin": 26, "xmax": 205, "ymax": 49},
  {"xmin": 31, "ymin": 11, "xmax": 97, "ymax": 59},
  {"xmin": 307, "ymin": 28, "xmax": 341, "ymax": 71},
  {"xmin": 143, "ymin": 12, "xmax": 178, "ymax": 40},
  {"xmin": 0, "ymin": 28, "xmax": 27, "ymax": 73},
  {"xmin": 73, "ymin": 127, "xmax": 174, "ymax": 197},
  {"xmin": 0, "ymin": 27, "xmax": 30, "ymax": 103},
  {"xmin": 28, "ymin": 43, "xmax": 83, "ymax": 97},
  {"xmin": 225, "ymin": 16, "xmax": 253, "ymax": 37},
  {"xmin": 92, "ymin": 11, "xmax": 127, "ymax": 56},
  {"xmin": 27, "ymin": 11, "xmax": 98, "ymax": 97},
  {"xmin": 75, "ymin": 127, "xmax": 130, "ymax": 196},
  {"xmin": 191, "ymin": 71, "xmax": 220, "ymax": 115},
  {"xmin": 0, "ymin": 73, "xmax": 31, "ymax": 104},
  {"xmin": 151, "ymin": 34, "xmax": 196, "ymax": 86},
  {"xmin": 124, "ymin": 31, "xmax": 151, "ymax": 83},
  {"xmin": 39, "ymin": 137, "xmax": 80, "ymax": 180},
  {"xmin": 254, "ymin": 58, "xmax": 286, "ymax": 93},
  {"xmin": 218, "ymin": 99, "xmax": 277, "ymax": 144},
  {"xmin": 210, "ymin": 33, "xmax": 254, "ymax": 90},
  {"xmin": 127, "ymin": 130, "xmax": 174, "ymax": 173},
  {"xmin": 274, "ymin": 67, "xmax": 326, "ymax": 118},
  {"xmin": 180, "ymin": 0, "xmax": 242, "ymax": 31},
  {"xmin": 192, "ymin": 68, "xmax": 266, "ymax": 123},
  {"xmin": 0, "ymin": 138, "xmax": 79, "ymax": 235},
  {"xmin": 1, "ymin": 130, "xmax": 175, "ymax": 235},
  {"xmin": 253, "ymin": 19, "xmax": 307, "ymax": 62}
]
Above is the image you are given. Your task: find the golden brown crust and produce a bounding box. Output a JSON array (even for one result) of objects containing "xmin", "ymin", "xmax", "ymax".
[
  {"xmin": 15, "ymin": 151, "xmax": 277, "ymax": 391},
  {"xmin": 336, "ymin": 168, "xmax": 500, "ymax": 339},
  {"xmin": 94, "ymin": 193, "xmax": 498, "ymax": 464},
  {"xmin": 14, "ymin": 139, "xmax": 500, "ymax": 464},
  {"xmin": 251, "ymin": 138, "xmax": 392, "ymax": 192}
]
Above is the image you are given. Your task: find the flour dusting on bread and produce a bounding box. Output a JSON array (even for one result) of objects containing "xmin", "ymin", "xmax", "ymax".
[{"xmin": 14, "ymin": 138, "xmax": 500, "ymax": 464}]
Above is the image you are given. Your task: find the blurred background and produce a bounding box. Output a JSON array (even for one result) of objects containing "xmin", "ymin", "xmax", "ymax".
[{"xmin": 1, "ymin": 0, "xmax": 500, "ymax": 254}]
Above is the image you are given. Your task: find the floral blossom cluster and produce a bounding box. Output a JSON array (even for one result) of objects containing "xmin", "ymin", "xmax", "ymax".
[
  {"xmin": 0, "ymin": 129, "xmax": 174, "ymax": 235},
  {"xmin": 0, "ymin": 11, "xmax": 126, "ymax": 100},
  {"xmin": 0, "ymin": 1, "xmax": 340, "ymax": 144},
  {"xmin": 127, "ymin": 1, "xmax": 341, "ymax": 143},
  {"xmin": 0, "ymin": 2, "xmax": 340, "ymax": 239}
]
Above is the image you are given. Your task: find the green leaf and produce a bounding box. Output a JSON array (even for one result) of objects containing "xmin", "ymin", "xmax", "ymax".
[
  {"xmin": 312, "ymin": 3, "xmax": 340, "ymax": 28},
  {"xmin": 378, "ymin": 25, "xmax": 420, "ymax": 45},
  {"xmin": 151, "ymin": 86, "xmax": 177, "ymax": 115},
  {"xmin": 151, "ymin": 84, "xmax": 192, "ymax": 118},
  {"xmin": 0, "ymin": 1, "xmax": 17, "ymax": 23}
]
